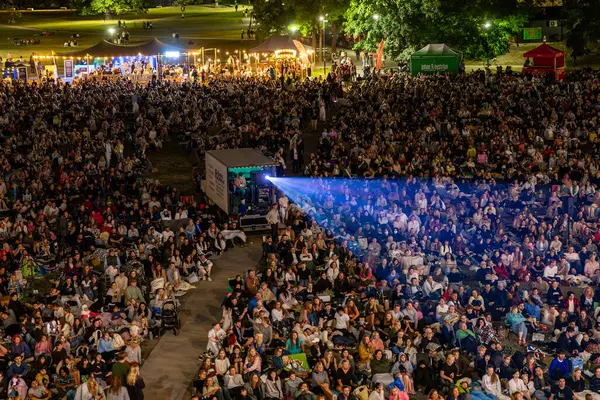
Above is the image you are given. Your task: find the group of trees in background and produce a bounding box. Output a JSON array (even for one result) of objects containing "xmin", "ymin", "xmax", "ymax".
[
  {"xmin": 252, "ymin": 0, "xmax": 532, "ymax": 60},
  {"xmin": 252, "ymin": 0, "xmax": 600, "ymax": 62},
  {"xmin": 344, "ymin": 0, "xmax": 530, "ymax": 60},
  {"xmin": 563, "ymin": 0, "xmax": 600, "ymax": 61},
  {"xmin": 251, "ymin": 0, "xmax": 348, "ymax": 53},
  {"xmin": 70, "ymin": 0, "xmax": 150, "ymax": 15}
]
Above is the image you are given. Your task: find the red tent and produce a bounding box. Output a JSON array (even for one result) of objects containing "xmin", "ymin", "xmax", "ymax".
[{"xmin": 523, "ymin": 43, "xmax": 565, "ymax": 79}]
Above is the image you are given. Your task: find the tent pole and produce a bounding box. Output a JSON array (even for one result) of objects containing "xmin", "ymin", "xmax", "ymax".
[{"xmin": 158, "ymin": 54, "xmax": 162, "ymax": 82}]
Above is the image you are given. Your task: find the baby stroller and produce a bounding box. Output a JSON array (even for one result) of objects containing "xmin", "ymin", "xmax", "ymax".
[{"xmin": 159, "ymin": 300, "xmax": 181, "ymax": 336}]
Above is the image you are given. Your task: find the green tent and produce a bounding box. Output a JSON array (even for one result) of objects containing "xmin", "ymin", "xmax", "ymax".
[{"xmin": 410, "ymin": 44, "xmax": 461, "ymax": 76}]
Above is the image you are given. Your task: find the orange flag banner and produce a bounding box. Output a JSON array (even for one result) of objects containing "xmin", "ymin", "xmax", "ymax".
[{"xmin": 375, "ymin": 40, "xmax": 385, "ymax": 71}]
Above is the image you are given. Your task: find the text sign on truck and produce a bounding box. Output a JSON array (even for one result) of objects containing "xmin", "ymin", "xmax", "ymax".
[{"xmin": 205, "ymin": 153, "xmax": 229, "ymax": 212}]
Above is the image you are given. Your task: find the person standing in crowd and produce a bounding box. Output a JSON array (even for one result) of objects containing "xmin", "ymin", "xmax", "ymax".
[
  {"xmin": 126, "ymin": 363, "xmax": 145, "ymax": 400},
  {"xmin": 266, "ymin": 204, "xmax": 280, "ymax": 243},
  {"xmin": 106, "ymin": 376, "xmax": 130, "ymax": 400}
]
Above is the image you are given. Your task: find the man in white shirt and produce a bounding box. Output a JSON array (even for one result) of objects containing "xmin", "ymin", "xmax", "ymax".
[
  {"xmin": 334, "ymin": 307, "xmax": 350, "ymax": 331},
  {"xmin": 207, "ymin": 323, "xmax": 225, "ymax": 356},
  {"xmin": 266, "ymin": 204, "xmax": 280, "ymax": 243},
  {"xmin": 224, "ymin": 367, "xmax": 245, "ymax": 390},
  {"xmin": 198, "ymin": 253, "xmax": 213, "ymax": 281},
  {"xmin": 278, "ymin": 194, "xmax": 289, "ymax": 221},
  {"xmin": 161, "ymin": 227, "xmax": 174, "ymax": 243}
]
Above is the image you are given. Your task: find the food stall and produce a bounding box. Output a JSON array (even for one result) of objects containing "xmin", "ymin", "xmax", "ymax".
[
  {"xmin": 248, "ymin": 35, "xmax": 312, "ymax": 78},
  {"xmin": 410, "ymin": 44, "xmax": 461, "ymax": 76},
  {"xmin": 522, "ymin": 43, "xmax": 565, "ymax": 80},
  {"xmin": 34, "ymin": 38, "xmax": 188, "ymax": 82}
]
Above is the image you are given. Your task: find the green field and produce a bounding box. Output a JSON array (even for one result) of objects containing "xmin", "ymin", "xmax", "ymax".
[{"xmin": 0, "ymin": 5, "xmax": 255, "ymax": 60}]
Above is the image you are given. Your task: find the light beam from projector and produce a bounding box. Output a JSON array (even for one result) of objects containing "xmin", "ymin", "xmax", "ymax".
[{"xmin": 266, "ymin": 176, "xmax": 515, "ymax": 246}]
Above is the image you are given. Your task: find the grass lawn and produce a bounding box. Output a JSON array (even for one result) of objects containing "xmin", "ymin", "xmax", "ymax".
[{"xmin": 0, "ymin": 5, "xmax": 255, "ymax": 60}]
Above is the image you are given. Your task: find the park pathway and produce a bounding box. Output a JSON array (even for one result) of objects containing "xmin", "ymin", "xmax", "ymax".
[
  {"xmin": 141, "ymin": 242, "xmax": 262, "ymax": 400},
  {"xmin": 0, "ymin": 24, "xmax": 40, "ymax": 31}
]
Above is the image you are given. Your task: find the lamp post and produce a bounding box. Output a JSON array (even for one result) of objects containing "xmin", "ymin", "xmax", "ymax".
[
  {"xmin": 482, "ymin": 21, "xmax": 492, "ymax": 65},
  {"xmin": 319, "ymin": 14, "xmax": 328, "ymax": 75},
  {"xmin": 108, "ymin": 28, "xmax": 115, "ymax": 43}
]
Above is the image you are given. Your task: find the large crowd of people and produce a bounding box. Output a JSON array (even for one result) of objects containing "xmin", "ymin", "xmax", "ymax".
[
  {"xmin": 0, "ymin": 75, "xmax": 331, "ymax": 398},
  {"xmin": 200, "ymin": 67, "xmax": 600, "ymax": 400},
  {"xmin": 2, "ymin": 51, "xmax": 600, "ymax": 400}
]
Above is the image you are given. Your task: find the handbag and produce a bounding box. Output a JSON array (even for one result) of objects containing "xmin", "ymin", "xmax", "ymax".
[{"xmin": 353, "ymin": 385, "xmax": 369, "ymax": 400}]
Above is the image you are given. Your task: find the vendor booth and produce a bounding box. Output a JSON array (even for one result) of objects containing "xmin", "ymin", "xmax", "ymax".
[
  {"xmin": 248, "ymin": 35, "xmax": 312, "ymax": 78},
  {"xmin": 410, "ymin": 44, "xmax": 461, "ymax": 76},
  {"xmin": 3, "ymin": 62, "xmax": 29, "ymax": 81},
  {"xmin": 37, "ymin": 38, "xmax": 188, "ymax": 82},
  {"xmin": 522, "ymin": 43, "xmax": 565, "ymax": 80}
]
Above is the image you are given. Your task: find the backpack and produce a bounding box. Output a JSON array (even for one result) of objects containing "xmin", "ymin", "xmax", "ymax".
[{"xmin": 571, "ymin": 356, "xmax": 584, "ymax": 372}]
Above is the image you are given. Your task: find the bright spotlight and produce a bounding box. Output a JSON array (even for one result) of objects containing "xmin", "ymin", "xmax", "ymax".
[
  {"xmin": 373, "ymin": 14, "xmax": 380, "ymax": 20},
  {"xmin": 265, "ymin": 175, "xmax": 271, "ymax": 180},
  {"xmin": 108, "ymin": 28, "xmax": 115, "ymax": 35},
  {"xmin": 484, "ymin": 21, "xmax": 492, "ymax": 29}
]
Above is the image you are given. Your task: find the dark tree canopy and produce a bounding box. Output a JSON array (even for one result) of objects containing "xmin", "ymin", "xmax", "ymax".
[
  {"xmin": 344, "ymin": 0, "xmax": 532, "ymax": 60},
  {"xmin": 71, "ymin": 0, "xmax": 150, "ymax": 16},
  {"xmin": 562, "ymin": 0, "xmax": 600, "ymax": 60}
]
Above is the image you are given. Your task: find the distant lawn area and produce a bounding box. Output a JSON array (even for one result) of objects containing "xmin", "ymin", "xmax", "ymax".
[{"xmin": 0, "ymin": 5, "xmax": 255, "ymax": 60}]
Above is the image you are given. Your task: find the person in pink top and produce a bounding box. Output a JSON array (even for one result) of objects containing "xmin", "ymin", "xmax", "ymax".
[
  {"xmin": 388, "ymin": 386, "xmax": 409, "ymax": 400},
  {"xmin": 34, "ymin": 335, "xmax": 53, "ymax": 357}
]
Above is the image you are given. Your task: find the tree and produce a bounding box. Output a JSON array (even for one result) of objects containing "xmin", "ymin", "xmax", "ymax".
[
  {"xmin": 250, "ymin": 0, "xmax": 348, "ymax": 52},
  {"xmin": 321, "ymin": 0, "xmax": 350, "ymax": 53},
  {"xmin": 563, "ymin": 0, "xmax": 600, "ymax": 61},
  {"xmin": 72, "ymin": 0, "xmax": 150, "ymax": 16},
  {"xmin": 250, "ymin": 0, "xmax": 291, "ymax": 39},
  {"xmin": 344, "ymin": 0, "xmax": 531, "ymax": 60}
]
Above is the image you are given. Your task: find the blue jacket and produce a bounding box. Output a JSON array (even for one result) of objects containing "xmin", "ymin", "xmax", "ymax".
[
  {"xmin": 8, "ymin": 362, "xmax": 28, "ymax": 377},
  {"xmin": 548, "ymin": 357, "xmax": 570, "ymax": 380},
  {"xmin": 11, "ymin": 342, "xmax": 31, "ymax": 358},
  {"xmin": 388, "ymin": 376, "xmax": 405, "ymax": 391}
]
